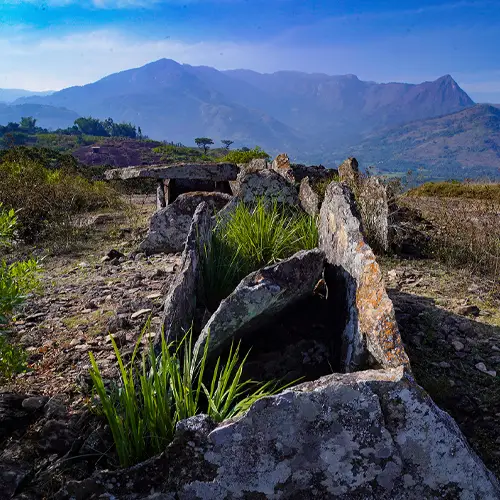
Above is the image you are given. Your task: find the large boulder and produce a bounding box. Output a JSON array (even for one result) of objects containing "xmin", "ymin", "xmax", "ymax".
[
  {"xmin": 158, "ymin": 202, "xmax": 213, "ymax": 347},
  {"xmin": 193, "ymin": 249, "xmax": 325, "ymax": 362},
  {"xmin": 140, "ymin": 192, "xmax": 231, "ymax": 255},
  {"xmin": 319, "ymin": 182, "xmax": 409, "ymax": 371},
  {"xmin": 58, "ymin": 367, "xmax": 500, "ymax": 499}
]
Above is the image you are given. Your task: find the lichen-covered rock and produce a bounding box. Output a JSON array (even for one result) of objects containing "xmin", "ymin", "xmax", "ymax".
[
  {"xmin": 271, "ymin": 153, "xmax": 295, "ymax": 183},
  {"xmin": 56, "ymin": 367, "xmax": 500, "ymax": 499},
  {"xmin": 139, "ymin": 192, "xmax": 231, "ymax": 255},
  {"xmin": 299, "ymin": 176, "xmax": 320, "ymax": 216},
  {"xmin": 234, "ymin": 168, "xmax": 299, "ymax": 206},
  {"xmin": 338, "ymin": 157, "xmax": 360, "ymax": 193},
  {"xmin": 105, "ymin": 162, "xmax": 239, "ymax": 181},
  {"xmin": 193, "ymin": 249, "xmax": 325, "ymax": 362},
  {"xmin": 319, "ymin": 182, "xmax": 409, "ymax": 371},
  {"xmin": 357, "ymin": 176, "xmax": 390, "ymax": 252},
  {"xmin": 157, "ymin": 202, "xmax": 213, "ymax": 347}
]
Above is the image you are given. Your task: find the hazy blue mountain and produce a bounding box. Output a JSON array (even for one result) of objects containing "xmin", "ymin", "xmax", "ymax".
[
  {"xmin": 0, "ymin": 89, "xmax": 53, "ymax": 103},
  {"xmin": 16, "ymin": 59, "xmax": 474, "ymax": 156},
  {"xmin": 340, "ymin": 104, "xmax": 500, "ymax": 180},
  {"xmin": 0, "ymin": 103, "xmax": 79, "ymax": 130}
]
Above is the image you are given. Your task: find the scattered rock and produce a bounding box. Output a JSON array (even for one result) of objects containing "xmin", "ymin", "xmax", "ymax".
[
  {"xmin": 458, "ymin": 304, "xmax": 480, "ymax": 317},
  {"xmin": 106, "ymin": 315, "xmax": 132, "ymax": 333},
  {"xmin": 476, "ymin": 362, "xmax": 497, "ymax": 377},
  {"xmin": 194, "ymin": 249, "xmax": 325, "ymax": 362},
  {"xmin": 131, "ymin": 308, "xmax": 152, "ymax": 319},
  {"xmin": 452, "ymin": 340, "xmax": 465, "ymax": 351},
  {"xmin": 338, "ymin": 156, "xmax": 360, "ymax": 192},
  {"xmin": 271, "ymin": 152, "xmax": 295, "ymax": 183},
  {"xmin": 22, "ymin": 396, "xmax": 48, "ymax": 412}
]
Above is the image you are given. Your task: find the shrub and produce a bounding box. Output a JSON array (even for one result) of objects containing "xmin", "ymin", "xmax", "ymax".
[
  {"xmin": 0, "ymin": 155, "xmax": 119, "ymax": 241},
  {"xmin": 408, "ymin": 181, "xmax": 500, "ymax": 202},
  {"xmin": 220, "ymin": 146, "xmax": 270, "ymax": 164},
  {"xmin": 202, "ymin": 199, "xmax": 318, "ymax": 310},
  {"xmin": 89, "ymin": 326, "xmax": 284, "ymax": 467},
  {"xmin": 0, "ymin": 203, "xmax": 40, "ymax": 379}
]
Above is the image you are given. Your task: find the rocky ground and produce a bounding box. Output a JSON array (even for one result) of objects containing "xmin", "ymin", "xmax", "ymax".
[
  {"xmin": 1, "ymin": 195, "xmax": 500, "ymax": 497},
  {"xmin": 380, "ymin": 256, "xmax": 500, "ymax": 477}
]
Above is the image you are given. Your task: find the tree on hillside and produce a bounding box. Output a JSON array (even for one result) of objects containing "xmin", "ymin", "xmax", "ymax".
[
  {"xmin": 195, "ymin": 137, "xmax": 214, "ymax": 154},
  {"xmin": 75, "ymin": 117, "xmax": 109, "ymax": 137},
  {"xmin": 19, "ymin": 117, "xmax": 37, "ymax": 133},
  {"xmin": 221, "ymin": 139, "xmax": 234, "ymax": 150}
]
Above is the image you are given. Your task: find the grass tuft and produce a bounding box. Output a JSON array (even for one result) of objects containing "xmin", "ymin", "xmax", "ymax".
[
  {"xmin": 201, "ymin": 198, "xmax": 318, "ymax": 311},
  {"xmin": 89, "ymin": 324, "xmax": 286, "ymax": 467}
]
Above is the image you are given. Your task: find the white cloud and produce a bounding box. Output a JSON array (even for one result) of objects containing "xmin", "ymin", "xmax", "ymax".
[{"xmin": 0, "ymin": 29, "xmax": 353, "ymax": 90}]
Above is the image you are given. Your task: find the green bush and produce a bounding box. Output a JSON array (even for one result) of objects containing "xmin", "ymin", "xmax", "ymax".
[
  {"xmin": 0, "ymin": 155, "xmax": 119, "ymax": 241},
  {"xmin": 0, "ymin": 203, "xmax": 40, "ymax": 379},
  {"xmin": 220, "ymin": 146, "xmax": 270, "ymax": 164},
  {"xmin": 202, "ymin": 198, "xmax": 318, "ymax": 311},
  {"xmin": 89, "ymin": 326, "xmax": 285, "ymax": 467}
]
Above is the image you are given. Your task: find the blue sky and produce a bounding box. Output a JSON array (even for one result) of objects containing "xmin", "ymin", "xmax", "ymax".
[{"xmin": 0, "ymin": 0, "xmax": 499, "ymax": 102}]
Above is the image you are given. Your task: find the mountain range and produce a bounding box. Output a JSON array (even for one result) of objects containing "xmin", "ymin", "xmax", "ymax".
[
  {"xmin": 0, "ymin": 89, "xmax": 53, "ymax": 103},
  {"xmin": 2, "ymin": 58, "xmax": 499, "ymax": 179}
]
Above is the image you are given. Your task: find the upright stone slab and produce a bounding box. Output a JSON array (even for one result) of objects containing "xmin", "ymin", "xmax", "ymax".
[
  {"xmin": 358, "ymin": 176, "xmax": 390, "ymax": 252},
  {"xmin": 157, "ymin": 202, "xmax": 213, "ymax": 347},
  {"xmin": 271, "ymin": 153, "xmax": 295, "ymax": 183},
  {"xmin": 319, "ymin": 182, "xmax": 408, "ymax": 371},
  {"xmin": 338, "ymin": 157, "xmax": 360, "ymax": 194},
  {"xmin": 299, "ymin": 176, "xmax": 320, "ymax": 217},
  {"xmin": 194, "ymin": 249, "xmax": 325, "ymax": 362}
]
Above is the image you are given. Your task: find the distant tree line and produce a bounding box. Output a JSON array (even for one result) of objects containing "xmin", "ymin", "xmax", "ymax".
[{"xmin": 0, "ymin": 116, "xmax": 143, "ymax": 147}]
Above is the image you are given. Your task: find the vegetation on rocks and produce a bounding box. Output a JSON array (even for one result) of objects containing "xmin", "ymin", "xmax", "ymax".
[
  {"xmin": 90, "ymin": 326, "xmax": 284, "ymax": 466},
  {"xmin": 202, "ymin": 198, "xmax": 318, "ymax": 311},
  {"xmin": 220, "ymin": 146, "xmax": 270, "ymax": 164}
]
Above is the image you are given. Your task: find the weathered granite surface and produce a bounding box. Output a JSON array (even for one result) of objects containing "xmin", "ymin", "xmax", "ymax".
[
  {"xmin": 338, "ymin": 157, "xmax": 360, "ymax": 194},
  {"xmin": 319, "ymin": 182, "xmax": 409, "ymax": 371},
  {"xmin": 299, "ymin": 176, "xmax": 321, "ymax": 217},
  {"xmin": 271, "ymin": 153, "xmax": 295, "ymax": 183},
  {"xmin": 357, "ymin": 177, "xmax": 390, "ymax": 253},
  {"xmin": 157, "ymin": 202, "xmax": 213, "ymax": 347},
  {"xmin": 194, "ymin": 249, "xmax": 325, "ymax": 362},
  {"xmin": 139, "ymin": 192, "xmax": 231, "ymax": 255},
  {"xmin": 105, "ymin": 162, "xmax": 238, "ymax": 181},
  {"xmin": 58, "ymin": 367, "xmax": 500, "ymax": 499},
  {"xmin": 234, "ymin": 168, "xmax": 299, "ymax": 206}
]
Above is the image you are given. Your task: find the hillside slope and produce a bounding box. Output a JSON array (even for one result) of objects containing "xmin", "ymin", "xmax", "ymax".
[
  {"xmin": 346, "ymin": 104, "xmax": 500, "ymax": 179},
  {"xmin": 15, "ymin": 59, "xmax": 473, "ymax": 157},
  {"xmin": 0, "ymin": 103, "xmax": 79, "ymax": 130}
]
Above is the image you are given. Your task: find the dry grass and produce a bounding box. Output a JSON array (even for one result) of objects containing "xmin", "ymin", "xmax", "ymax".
[
  {"xmin": 401, "ymin": 193, "xmax": 500, "ymax": 281},
  {"xmin": 408, "ymin": 181, "xmax": 500, "ymax": 202}
]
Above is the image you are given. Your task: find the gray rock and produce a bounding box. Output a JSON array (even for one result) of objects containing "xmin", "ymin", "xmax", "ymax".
[
  {"xmin": 319, "ymin": 182, "xmax": 409, "ymax": 371},
  {"xmin": 357, "ymin": 176, "xmax": 390, "ymax": 252},
  {"xmin": 299, "ymin": 176, "xmax": 320, "ymax": 216},
  {"xmin": 105, "ymin": 162, "xmax": 239, "ymax": 181},
  {"xmin": 194, "ymin": 249, "xmax": 324, "ymax": 362},
  {"xmin": 22, "ymin": 396, "xmax": 48, "ymax": 412},
  {"xmin": 338, "ymin": 157, "xmax": 360, "ymax": 193},
  {"xmin": 157, "ymin": 202, "xmax": 213, "ymax": 347},
  {"xmin": 233, "ymin": 168, "xmax": 299, "ymax": 206},
  {"xmin": 271, "ymin": 153, "xmax": 295, "ymax": 183},
  {"xmin": 58, "ymin": 367, "xmax": 500, "ymax": 499},
  {"xmin": 139, "ymin": 192, "xmax": 231, "ymax": 255}
]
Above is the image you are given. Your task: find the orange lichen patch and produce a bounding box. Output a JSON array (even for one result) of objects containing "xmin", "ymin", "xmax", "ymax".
[
  {"xmin": 356, "ymin": 258, "xmax": 410, "ymax": 368},
  {"xmin": 272, "ymin": 153, "xmax": 295, "ymax": 183}
]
